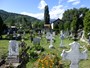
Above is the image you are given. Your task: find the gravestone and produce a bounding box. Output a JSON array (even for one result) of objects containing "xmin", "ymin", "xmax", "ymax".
[
  {"xmin": 60, "ymin": 30, "xmax": 64, "ymax": 47},
  {"xmin": 8, "ymin": 40, "xmax": 19, "ymax": 56},
  {"xmin": 49, "ymin": 34, "xmax": 54, "ymax": 48},
  {"xmin": 61, "ymin": 41, "xmax": 87, "ymax": 68},
  {"xmin": 13, "ymin": 31, "xmax": 17, "ymax": 38},
  {"xmin": 7, "ymin": 39, "xmax": 19, "ymax": 64},
  {"xmin": 80, "ymin": 30, "xmax": 87, "ymax": 43},
  {"xmin": 33, "ymin": 37, "xmax": 40, "ymax": 45},
  {"xmin": 53, "ymin": 32, "xmax": 55, "ymax": 36},
  {"xmin": 46, "ymin": 32, "xmax": 51, "ymax": 42},
  {"xmin": 88, "ymin": 36, "xmax": 90, "ymax": 45},
  {"xmin": 88, "ymin": 33, "xmax": 90, "ymax": 45}
]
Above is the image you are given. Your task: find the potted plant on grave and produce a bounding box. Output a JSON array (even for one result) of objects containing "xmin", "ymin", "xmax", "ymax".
[{"xmin": 34, "ymin": 53, "xmax": 63, "ymax": 68}]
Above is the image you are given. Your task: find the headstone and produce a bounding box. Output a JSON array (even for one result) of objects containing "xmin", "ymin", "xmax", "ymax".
[
  {"xmin": 53, "ymin": 32, "xmax": 55, "ymax": 36},
  {"xmin": 88, "ymin": 33, "xmax": 90, "ymax": 45},
  {"xmin": 88, "ymin": 36, "xmax": 90, "ymax": 45},
  {"xmin": 46, "ymin": 32, "xmax": 51, "ymax": 42},
  {"xmin": 80, "ymin": 30, "xmax": 87, "ymax": 43},
  {"xmin": 33, "ymin": 37, "xmax": 40, "ymax": 45},
  {"xmin": 6, "ymin": 39, "xmax": 19, "ymax": 64},
  {"xmin": 8, "ymin": 40, "xmax": 19, "ymax": 57},
  {"xmin": 13, "ymin": 31, "xmax": 17, "ymax": 39},
  {"xmin": 60, "ymin": 30, "xmax": 64, "ymax": 47},
  {"xmin": 61, "ymin": 41, "xmax": 87, "ymax": 68},
  {"xmin": 49, "ymin": 34, "xmax": 54, "ymax": 48}
]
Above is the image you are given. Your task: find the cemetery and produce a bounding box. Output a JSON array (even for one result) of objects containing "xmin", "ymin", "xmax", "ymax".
[{"xmin": 0, "ymin": 1, "xmax": 90, "ymax": 68}]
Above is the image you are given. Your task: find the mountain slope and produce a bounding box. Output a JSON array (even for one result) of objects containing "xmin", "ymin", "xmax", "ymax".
[{"xmin": 0, "ymin": 10, "xmax": 41, "ymax": 26}]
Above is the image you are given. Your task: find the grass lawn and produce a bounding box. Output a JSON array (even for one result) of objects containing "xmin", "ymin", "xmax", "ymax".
[{"xmin": 0, "ymin": 34, "xmax": 90, "ymax": 68}]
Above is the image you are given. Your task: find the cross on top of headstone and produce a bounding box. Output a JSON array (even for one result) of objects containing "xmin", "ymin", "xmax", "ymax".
[{"xmin": 61, "ymin": 41, "xmax": 87, "ymax": 68}]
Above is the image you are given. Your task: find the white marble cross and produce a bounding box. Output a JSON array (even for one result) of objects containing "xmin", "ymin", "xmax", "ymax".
[
  {"xmin": 88, "ymin": 36, "xmax": 90, "ymax": 45},
  {"xmin": 61, "ymin": 41, "xmax": 87, "ymax": 68},
  {"xmin": 8, "ymin": 40, "xmax": 19, "ymax": 57},
  {"xmin": 49, "ymin": 34, "xmax": 54, "ymax": 48},
  {"xmin": 60, "ymin": 30, "xmax": 64, "ymax": 47}
]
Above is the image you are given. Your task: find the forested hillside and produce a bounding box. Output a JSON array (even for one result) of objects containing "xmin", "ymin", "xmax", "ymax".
[{"xmin": 0, "ymin": 10, "xmax": 41, "ymax": 26}]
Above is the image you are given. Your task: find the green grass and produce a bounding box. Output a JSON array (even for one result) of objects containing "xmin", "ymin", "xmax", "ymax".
[
  {"xmin": 0, "ymin": 34, "xmax": 90, "ymax": 68},
  {"xmin": 0, "ymin": 40, "xmax": 9, "ymax": 59}
]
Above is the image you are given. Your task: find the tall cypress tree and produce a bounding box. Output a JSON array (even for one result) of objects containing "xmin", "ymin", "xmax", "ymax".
[{"xmin": 44, "ymin": 5, "xmax": 50, "ymax": 24}]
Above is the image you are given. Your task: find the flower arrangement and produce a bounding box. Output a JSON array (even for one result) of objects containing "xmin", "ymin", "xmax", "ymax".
[{"xmin": 34, "ymin": 53, "xmax": 63, "ymax": 68}]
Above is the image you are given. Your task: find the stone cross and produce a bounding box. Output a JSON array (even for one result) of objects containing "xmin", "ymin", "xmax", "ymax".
[
  {"xmin": 49, "ymin": 34, "xmax": 54, "ymax": 48},
  {"xmin": 60, "ymin": 30, "xmax": 64, "ymax": 47},
  {"xmin": 88, "ymin": 36, "xmax": 90, "ymax": 45},
  {"xmin": 13, "ymin": 31, "xmax": 17, "ymax": 38},
  {"xmin": 8, "ymin": 40, "xmax": 19, "ymax": 57},
  {"xmin": 80, "ymin": 30, "xmax": 87, "ymax": 43},
  {"xmin": 61, "ymin": 41, "xmax": 87, "ymax": 68},
  {"xmin": 53, "ymin": 32, "xmax": 55, "ymax": 36}
]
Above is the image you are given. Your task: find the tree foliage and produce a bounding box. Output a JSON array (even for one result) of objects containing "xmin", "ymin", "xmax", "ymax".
[
  {"xmin": 53, "ymin": 19, "xmax": 64, "ymax": 32},
  {"xmin": 0, "ymin": 16, "xmax": 3, "ymax": 36},
  {"xmin": 84, "ymin": 10, "xmax": 90, "ymax": 38},
  {"xmin": 44, "ymin": 5, "xmax": 50, "ymax": 24},
  {"xmin": 0, "ymin": 10, "xmax": 41, "ymax": 27},
  {"xmin": 62, "ymin": 8, "xmax": 89, "ymax": 31}
]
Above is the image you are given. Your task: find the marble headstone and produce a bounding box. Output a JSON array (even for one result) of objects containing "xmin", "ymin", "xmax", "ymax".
[
  {"xmin": 8, "ymin": 40, "xmax": 19, "ymax": 57},
  {"xmin": 60, "ymin": 31, "xmax": 64, "ymax": 47},
  {"xmin": 49, "ymin": 34, "xmax": 54, "ymax": 48},
  {"xmin": 61, "ymin": 41, "xmax": 87, "ymax": 68}
]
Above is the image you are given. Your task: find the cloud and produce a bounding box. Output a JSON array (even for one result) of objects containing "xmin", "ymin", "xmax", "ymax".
[
  {"xmin": 50, "ymin": 5, "xmax": 65, "ymax": 19},
  {"xmin": 21, "ymin": 12, "xmax": 44, "ymax": 20},
  {"xmin": 80, "ymin": 5, "xmax": 85, "ymax": 7},
  {"xmin": 20, "ymin": 0, "xmax": 65, "ymax": 20},
  {"xmin": 67, "ymin": 0, "xmax": 80, "ymax": 5},
  {"xmin": 38, "ymin": 0, "xmax": 47, "ymax": 10},
  {"xmin": 21, "ymin": 4, "xmax": 65, "ymax": 20}
]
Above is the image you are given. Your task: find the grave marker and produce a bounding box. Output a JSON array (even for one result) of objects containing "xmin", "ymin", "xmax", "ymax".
[
  {"xmin": 8, "ymin": 40, "xmax": 19, "ymax": 57},
  {"xmin": 33, "ymin": 37, "xmax": 40, "ymax": 45},
  {"xmin": 49, "ymin": 34, "xmax": 54, "ymax": 48},
  {"xmin": 60, "ymin": 30, "xmax": 64, "ymax": 47},
  {"xmin": 61, "ymin": 41, "xmax": 87, "ymax": 68}
]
